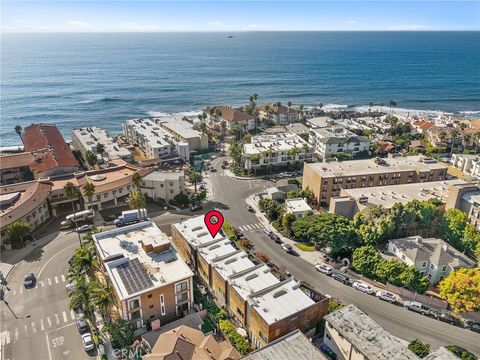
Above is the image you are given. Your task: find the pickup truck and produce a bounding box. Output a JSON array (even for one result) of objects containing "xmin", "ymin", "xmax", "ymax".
[{"xmin": 404, "ymin": 301, "xmax": 430, "ymax": 315}]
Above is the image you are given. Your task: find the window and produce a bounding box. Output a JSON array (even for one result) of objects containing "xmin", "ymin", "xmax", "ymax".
[
  {"xmin": 96, "ymin": 195, "xmax": 101, "ymax": 200},
  {"xmin": 129, "ymin": 299, "xmax": 140, "ymax": 310},
  {"xmin": 422, "ymin": 261, "xmax": 427, "ymax": 267},
  {"xmin": 236, "ymin": 307, "xmax": 243, "ymax": 317},
  {"xmin": 130, "ymin": 310, "xmax": 141, "ymax": 320},
  {"xmin": 148, "ymin": 294, "xmax": 152, "ymax": 299},
  {"xmin": 428, "ymin": 273, "xmax": 432, "ymax": 280},
  {"xmin": 160, "ymin": 294, "xmax": 166, "ymax": 316},
  {"xmin": 176, "ymin": 281, "xmax": 188, "ymax": 292},
  {"xmin": 441, "ymin": 265, "xmax": 447, "ymax": 272},
  {"xmin": 430, "ymin": 264, "xmax": 435, "ymax": 270},
  {"xmin": 150, "ymin": 315, "xmax": 155, "ymax": 319},
  {"xmin": 104, "ymin": 193, "xmax": 108, "ymax": 198},
  {"xmin": 176, "ymin": 293, "xmax": 188, "ymax": 303},
  {"xmin": 326, "ymin": 333, "xmax": 332, "ymax": 341},
  {"xmin": 149, "ymin": 305, "xmax": 154, "ymax": 309},
  {"xmin": 259, "ymin": 331, "xmax": 267, "ymax": 343},
  {"xmin": 401, "ymin": 254, "xmax": 406, "ymax": 261}
]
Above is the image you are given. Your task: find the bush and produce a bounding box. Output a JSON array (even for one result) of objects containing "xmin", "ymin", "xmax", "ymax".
[
  {"xmin": 219, "ymin": 320, "xmax": 252, "ymax": 355},
  {"xmin": 408, "ymin": 339, "xmax": 430, "ymax": 358},
  {"xmin": 222, "ymin": 221, "xmax": 237, "ymax": 240},
  {"xmin": 255, "ymin": 252, "xmax": 270, "ymax": 263},
  {"xmin": 287, "ymin": 178, "xmax": 300, "ymax": 186},
  {"xmin": 445, "ymin": 345, "xmax": 478, "ymax": 360}
]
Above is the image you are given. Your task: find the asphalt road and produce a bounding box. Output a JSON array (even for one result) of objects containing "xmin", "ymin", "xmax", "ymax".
[{"xmin": 207, "ymin": 156, "xmax": 480, "ymax": 355}]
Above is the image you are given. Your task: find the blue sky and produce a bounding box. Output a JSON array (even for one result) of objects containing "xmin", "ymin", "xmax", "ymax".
[{"xmin": 2, "ymin": 1, "xmax": 479, "ymax": 32}]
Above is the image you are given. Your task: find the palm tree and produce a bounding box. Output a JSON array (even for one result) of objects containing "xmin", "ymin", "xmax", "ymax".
[
  {"xmin": 296, "ymin": 104, "xmax": 305, "ymax": 122},
  {"xmin": 14, "ymin": 125, "xmax": 23, "ymax": 144},
  {"xmin": 6, "ymin": 221, "xmax": 30, "ymax": 249},
  {"xmin": 474, "ymin": 131, "xmax": 480, "ymax": 154},
  {"xmin": 128, "ymin": 189, "xmax": 146, "ymax": 218},
  {"xmin": 388, "ymin": 99, "xmax": 397, "ymax": 113},
  {"xmin": 69, "ymin": 276, "xmax": 94, "ymax": 320},
  {"xmin": 70, "ymin": 246, "xmax": 100, "ymax": 276},
  {"xmin": 449, "ymin": 128, "xmax": 460, "ymax": 157},
  {"xmin": 96, "ymin": 143, "xmax": 105, "ymax": 164},
  {"xmin": 132, "ymin": 171, "xmax": 143, "ymax": 189},
  {"xmin": 368, "ymin": 102, "xmax": 373, "ymax": 114},
  {"xmin": 463, "ymin": 133, "xmax": 472, "ymax": 153},
  {"xmin": 289, "ymin": 145, "xmax": 300, "ymax": 169},
  {"xmin": 91, "ymin": 283, "xmax": 114, "ymax": 320},
  {"xmin": 265, "ymin": 144, "xmax": 274, "ymax": 174},
  {"xmin": 84, "ymin": 150, "xmax": 97, "ymax": 169},
  {"xmin": 186, "ymin": 167, "xmax": 202, "ymax": 193},
  {"xmin": 287, "ymin": 101, "xmax": 293, "ymax": 124},
  {"xmin": 437, "ymin": 131, "xmax": 447, "ymax": 155},
  {"xmin": 83, "ymin": 182, "xmax": 96, "ymax": 221},
  {"xmin": 64, "ymin": 181, "xmax": 82, "ymax": 246}
]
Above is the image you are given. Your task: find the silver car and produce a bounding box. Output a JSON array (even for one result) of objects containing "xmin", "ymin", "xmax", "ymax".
[
  {"xmin": 352, "ymin": 281, "xmax": 374, "ymax": 294},
  {"xmin": 375, "ymin": 290, "xmax": 396, "ymax": 303},
  {"xmin": 315, "ymin": 263, "xmax": 333, "ymax": 275}
]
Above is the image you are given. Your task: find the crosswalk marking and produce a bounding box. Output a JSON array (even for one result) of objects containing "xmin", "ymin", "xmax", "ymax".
[
  {"xmin": 47, "ymin": 317, "xmax": 52, "ymax": 327},
  {"xmin": 61, "ymin": 275, "xmax": 66, "ymax": 282},
  {"xmin": 19, "ymin": 287, "xmax": 23, "ymax": 294},
  {"xmin": 70, "ymin": 310, "xmax": 76, "ymax": 320},
  {"xmin": 0, "ymin": 330, "xmax": 10, "ymax": 346},
  {"xmin": 47, "ymin": 278, "xmax": 52, "ymax": 286},
  {"xmin": 14, "ymin": 328, "xmax": 19, "ymax": 341},
  {"xmin": 62, "ymin": 311, "xmax": 68, "ymax": 323},
  {"xmin": 54, "ymin": 276, "xmax": 59, "ymax": 284},
  {"xmin": 40, "ymin": 281, "xmax": 45, "ymax": 287},
  {"xmin": 55, "ymin": 314, "xmax": 60, "ymax": 325},
  {"xmin": 24, "ymin": 325, "xmax": 27, "ymax": 333},
  {"xmin": 12, "ymin": 289, "xmax": 16, "ymax": 296},
  {"xmin": 31, "ymin": 322, "xmax": 36, "ymax": 333},
  {"xmin": 239, "ymin": 223, "xmax": 264, "ymax": 231}
]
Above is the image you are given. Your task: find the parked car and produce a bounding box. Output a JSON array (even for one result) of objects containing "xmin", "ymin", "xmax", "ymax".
[
  {"xmin": 223, "ymin": 160, "xmax": 229, "ymax": 165},
  {"xmin": 464, "ymin": 319, "xmax": 480, "ymax": 333},
  {"xmin": 81, "ymin": 333, "xmax": 95, "ymax": 352},
  {"xmin": 332, "ymin": 272, "xmax": 350, "ymax": 284},
  {"xmin": 404, "ymin": 301, "xmax": 430, "ymax": 315},
  {"xmin": 315, "ymin": 263, "xmax": 333, "ymax": 275},
  {"xmin": 221, "ymin": 164, "xmax": 227, "ymax": 169},
  {"xmin": 352, "ymin": 282, "xmax": 374, "ymax": 294},
  {"xmin": 76, "ymin": 318, "xmax": 90, "ymax": 334},
  {"xmin": 199, "ymin": 184, "xmax": 206, "ymax": 190},
  {"xmin": 263, "ymin": 229, "xmax": 273, "ymax": 237},
  {"xmin": 210, "ymin": 168, "xmax": 217, "ymax": 172},
  {"xmin": 375, "ymin": 290, "xmax": 397, "ymax": 303},
  {"xmin": 432, "ymin": 310, "xmax": 458, "ymax": 325},
  {"xmin": 281, "ymin": 244, "xmax": 293, "ymax": 253},
  {"xmin": 76, "ymin": 224, "xmax": 93, "ymax": 233},
  {"xmin": 65, "ymin": 283, "xmax": 76, "ymax": 293},
  {"xmin": 23, "ymin": 273, "xmax": 35, "ymax": 288},
  {"xmin": 189, "ymin": 204, "xmax": 203, "ymax": 211},
  {"xmin": 271, "ymin": 234, "xmax": 282, "ymax": 243},
  {"xmin": 246, "ymin": 205, "xmax": 255, "ymax": 213}
]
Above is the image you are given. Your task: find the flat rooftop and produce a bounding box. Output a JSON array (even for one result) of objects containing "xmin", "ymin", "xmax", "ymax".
[
  {"xmin": 212, "ymin": 251, "xmax": 256, "ymax": 280},
  {"xmin": 157, "ymin": 119, "xmax": 204, "ymax": 139},
  {"xmin": 244, "ymin": 133, "xmax": 310, "ymax": 155},
  {"xmin": 198, "ymin": 239, "xmax": 238, "ymax": 265},
  {"xmin": 72, "ymin": 127, "xmax": 131, "ymax": 160},
  {"xmin": 339, "ymin": 179, "xmax": 467, "ymax": 208},
  {"xmin": 305, "ymin": 155, "xmax": 448, "ymax": 178},
  {"xmin": 248, "ymin": 278, "xmax": 316, "ymax": 325},
  {"xmin": 285, "ymin": 198, "xmax": 311, "ymax": 213},
  {"xmin": 93, "ymin": 221, "xmax": 193, "ymax": 300},
  {"xmin": 229, "ymin": 264, "xmax": 279, "ymax": 301},
  {"xmin": 124, "ymin": 118, "xmax": 172, "ymax": 149},
  {"xmin": 143, "ymin": 171, "xmax": 184, "ymax": 182},
  {"xmin": 172, "ymin": 215, "xmax": 226, "ymax": 248},
  {"xmin": 324, "ymin": 304, "xmax": 418, "ymax": 360}
]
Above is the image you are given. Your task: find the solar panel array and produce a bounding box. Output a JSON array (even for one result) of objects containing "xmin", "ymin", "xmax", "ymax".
[{"xmin": 116, "ymin": 258, "xmax": 154, "ymax": 295}]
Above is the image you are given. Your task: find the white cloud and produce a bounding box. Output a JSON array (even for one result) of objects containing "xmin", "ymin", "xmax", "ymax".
[
  {"xmin": 207, "ymin": 21, "xmax": 225, "ymax": 28},
  {"xmin": 67, "ymin": 21, "xmax": 93, "ymax": 28},
  {"xmin": 119, "ymin": 22, "xmax": 161, "ymax": 31},
  {"xmin": 387, "ymin": 24, "xmax": 429, "ymax": 31},
  {"xmin": 8, "ymin": 19, "xmax": 53, "ymax": 31},
  {"xmin": 345, "ymin": 20, "xmax": 357, "ymax": 24},
  {"xmin": 244, "ymin": 24, "xmax": 272, "ymax": 30}
]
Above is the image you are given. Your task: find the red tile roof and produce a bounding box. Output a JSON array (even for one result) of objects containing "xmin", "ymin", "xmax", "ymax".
[
  {"xmin": 413, "ymin": 121, "xmax": 434, "ymax": 131},
  {"xmin": 22, "ymin": 124, "xmax": 79, "ymax": 174},
  {"xmin": 0, "ymin": 152, "xmax": 34, "ymax": 170},
  {"xmin": 203, "ymin": 106, "xmax": 254, "ymax": 122}
]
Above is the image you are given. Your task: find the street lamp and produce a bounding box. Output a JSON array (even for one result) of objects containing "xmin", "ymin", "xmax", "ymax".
[
  {"xmin": 1, "ymin": 282, "xmax": 31, "ymax": 319},
  {"xmin": 2, "ymin": 300, "xmax": 31, "ymax": 320}
]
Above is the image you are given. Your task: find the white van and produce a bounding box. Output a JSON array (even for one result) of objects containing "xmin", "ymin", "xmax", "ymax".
[{"xmin": 61, "ymin": 209, "xmax": 93, "ymax": 226}]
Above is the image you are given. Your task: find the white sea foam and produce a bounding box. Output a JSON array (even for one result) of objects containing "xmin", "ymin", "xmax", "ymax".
[
  {"xmin": 353, "ymin": 105, "xmax": 453, "ymax": 117},
  {"xmin": 147, "ymin": 110, "xmax": 203, "ymax": 119}
]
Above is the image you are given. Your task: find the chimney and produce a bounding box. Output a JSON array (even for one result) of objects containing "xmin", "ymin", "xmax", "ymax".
[{"xmin": 442, "ymin": 243, "xmax": 448, "ymax": 251}]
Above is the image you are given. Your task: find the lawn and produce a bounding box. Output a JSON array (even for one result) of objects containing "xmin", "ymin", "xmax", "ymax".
[{"xmin": 295, "ymin": 243, "xmax": 316, "ymax": 252}]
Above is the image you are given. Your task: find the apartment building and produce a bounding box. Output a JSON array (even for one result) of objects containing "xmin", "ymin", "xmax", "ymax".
[
  {"xmin": 140, "ymin": 171, "xmax": 185, "ymax": 202},
  {"xmin": 0, "ymin": 180, "xmax": 52, "ymax": 244},
  {"xmin": 256, "ymin": 103, "xmax": 299, "ymax": 125},
  {"xmin": 203, "ymin": 105, "xmax": 255, "ymax": 133},
  {"xmin": 0, "ymin": 152, "xmax": 34, "ymax": 185},
  {"xmin": 123, "ymin": 119, "xmax": 173, "ymax": 159},
  {"xmin": 450, "ymin": 154, "xmax": 480, "ymax": 179},
  {"xmin": 71, "ymin": 126, "xmax": 132, "ymax": 165},
  {"xmin": 243, "ymin": 134, "xmax": 313, "ymax": 171},
  {"xmin": 285, "ymin": 198, "xmax": 312, "ymax": 218},
  {"xmin": 324, "ymin": 305, "xmax": 419, "ymax": 360},
  {"xmin": 22, "ymin": 123, "xmax": 80, "ymax": 178},
  {"xmin": 92, "ymin": 221, "xmax": 194, "ymax": 330},
  {"xmin": 302, "ymin": 156, "xmax": 448, "ymax": 206},
  {"xmin": 330, "ymin": 179, "xmax": 466, "ymax": 219},
  {"xmin": 388, "ymin": 236, "xmax": 476, "ymax": 284},
  {"xmin": 309, "ymin": 127, "xmax": 370, "ymax": 161},
  {"xmin": 156, "ymin": 119, "xmax": 209, "ymax": 151},
  {"xmin": 171, "ymin": 216, "xmax": 328, "ymax": 349}
]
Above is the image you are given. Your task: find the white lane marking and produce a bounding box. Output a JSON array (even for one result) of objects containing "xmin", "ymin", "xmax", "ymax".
[
  {"xmin": 40, "ymin": 318, "xmax": 45, "ymax": 331},
  {"xmin": 47, "ymin": 278, "xmax": 52, "ymax": 286},
  {"xmin": 19, "ymin": 287, "xmax": 23, "ymax": 294},
  {"xmin": 251, "ymin": 223, "xmax": 260, "ymax": 229},
  {"xmin": 70, "ymin": 310, "xmax": 75, "ymax": 320},
  {"xmin": 47, "ymin": 316, "xmax": 52, "ymax": 327},
  {"xmin": 55, "ymin": 314, "xmax": 60, "ymax": 325},
  {"xmin": 40, "ymin": 281, "xmax": 45, "ymax": 287},
  {"xmin": 245, "ymin": 225, "xmax": 253, "ymax": 230},
  {"xmin": 0, "ymin": 331, "xmax": 10, "ymax": 346},
  {"xmin": 31, "ymin": 322, "xmax": 36, "ymax": 333},
  {"xmin": 38, "ymin": 243, "xmax": 78, "ymax": 278},
  {"xmin": 12, "ymin": 289, "xmax": 16, "ymax": 296},
  {"xmin": 61, "ymin": 275, "xmax": 66, "ymax": 282},
  {"xmin": 238, "ymin": 226, "xmax": 245, "ymax": 231},
  {"xmin": 62, "ymin": 311, "xmax": 67, "ymax": 323},
  {"xmin": 14, "ymin": 328, "xmax": 19, "ymax": 341},
  {"xmin": 24, "ymin": 325, "xmax": 27, "ymax": 333},
  {"xmin": 54, "ymin": 276, "xmax": 59, "ymax": 284}
]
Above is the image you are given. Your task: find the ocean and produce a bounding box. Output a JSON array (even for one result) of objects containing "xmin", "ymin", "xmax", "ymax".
[{"xmin": 1, "ymin": 31, "xmax": 479, "ymax": 147}]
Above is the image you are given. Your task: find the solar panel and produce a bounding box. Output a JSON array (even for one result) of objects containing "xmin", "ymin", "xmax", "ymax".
[{"xmin": 116, "ymin": 258, "xmax": 154, "ymax": 295}]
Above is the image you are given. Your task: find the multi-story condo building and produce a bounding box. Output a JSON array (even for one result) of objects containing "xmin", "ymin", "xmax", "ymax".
[
  {"xmin": 243, "ymin": 134, "xmax": 313, "ymax": 171},
  {"xmin": 122, "ymin": 119, "xmax": 174, "ymax": 160},
  {"xmin": 156, "ymin": 119, "xmax": 209, "ymax": 151},
  {"xmin": 309, "ymin": 127, "xmax": 370, "ymax": 161},
  {"xmin": 140, "ymin": 171, "xmax": 185, "ymax": 202},
  {"xmin": 450, "ymin": 154, "xmax": 480, "ymax": 179},
  {"xmin": 203, "ymin": 106, "xmax": 255, "ymax": 133},
  {"xmin": 0, "ymin": 152, "xmax": 34, "ymax": 185},
  {"xmin": 330, "ymin": 179, "xmax": 467, "ymax": 219},
  {"xmin": 0, "ymin": 180, "xmax": 52, "ymax": 245},
  {"xmin": 22, "ymin": 123, "xmax": 80, "ymax": 178},
  {"xmin": 171, "ymin": 216, "xmax": 328, "ymax": 349},
  {"xmin": 256, "ymin": 103, "xmax": 298, "ymax": 125},
  {"xmin": 324, "ymin": 305, "xmax": 419, "ymax": 360},
  {"xmin": 302, "ymin": 156, "xmax": 448, "ymax": 206},
  {"xmin": 71, "ymin": 126, "xmax": 132, "ymax": 166},
  {"xmin": 92, "ymin": 221, "xmax": 194, "ymax": 331},
  {"xmin": 388, "ymin": 236, "xmax": 476, "ymax": 284}
]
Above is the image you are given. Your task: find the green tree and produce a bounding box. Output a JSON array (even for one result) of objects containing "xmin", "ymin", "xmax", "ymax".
[
  {"xmin": 289, "ymin": 145, "xmax": 300, "ymax": 168},
  {"xmin": 95, "ymin": 143, "xmax": 105, "ymax": 164},
  {"xmin": 441, "ymin": 209, "xmax": 468, "ymax": 250},
  {"xmin": 186, "ymin": 167, "xmax": 203, "ymax": 193},
  {"xmin": 84, "ymin": 150, "xmax": 97, "ymax": 168},
  {"xmin": 68, "ymin": 275, "xmax": 94, "ymax": 320},
  {"xmin": 103, "ymin": 319, "xmax": 135, "ymax": 350},
  {"xmin": 83, "ymin": 182, "xmax": 96, "ymax": 221},
  {"xmin": 15, "ymin": 125, "xmax": 23, "ymax": 143},
  {"xmin": 408, "ymin": 339, "xmax": 430, "ymax": 358},
  {"xmin": 128, "ymin": 189, "xmax": 146, "ymax": 218},
  {"xmin": 287, "ymin": 178, "xmax": 300, "ymax": 186},
  {"xmin": 69, "ymin": 245, "xmax": 100, "ymax": 276},
  {"xmin": 132, "ymin": 171, "xmax": 143, "ymax": 189},
  {"xmin": 91, "ymin": 282, "xmax": 114, "ymax": 320},
  {"xmin": 439, "ymin": 268, "xmax": 480, "ymax": 313},
  {"xmin": 352, "ymin": 246, "xmax": 382, "ymax": 278},
  {"xmin": 282, "ymin": 213, "xmax": 296, "ymax": 236},
  {"xmin": 172, "ymin": 192, "xmax": 189, "ymax": 207},
  {"xmin": 64, "ymin": 181, "xmax": 83, "ymax": 245},
  {"xmin": 6, "ymin": 221, "xmax": 30, "ymax": 249},
  {"xmin": 229, "ymin": 142, "xmax": 243, "ymax": 166}
]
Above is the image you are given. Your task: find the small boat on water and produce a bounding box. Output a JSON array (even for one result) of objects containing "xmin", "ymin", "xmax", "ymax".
[{"xmin": 228, "ymin": 35, "xmax": 234, "ymax": 38}]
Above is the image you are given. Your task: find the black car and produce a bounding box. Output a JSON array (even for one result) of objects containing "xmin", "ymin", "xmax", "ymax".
[
  {"xmin": 76, "ymin": 318, "xmax": 90, "ymax": 334},
  {"xmin": 272, "ymin": 234, "xmax": 282, "ymax": 244},
  {"xmin": 210, "ymin": 168, "xmax": 217, "ymax": 172},
  {"xmin": 190, "ymin": 204, "xmax": 203, "ymax": 211},
  {"xmin": 332, "ymin": 272, "xmax": 350, "ymax": 284},
  {"xmin": 432, "ymin": 310, "xmax": 459, "ymax": 325},
  {"xmin": 246, "ymin": 205, "xmax": 255, "ymax": 213},
  {"xmin": 23, "ymin": 273, "xmax": 35, "ymax": 288},
  {"xmin": 464, "ymin": 319, "xmax": 480, "ymax": 333}
]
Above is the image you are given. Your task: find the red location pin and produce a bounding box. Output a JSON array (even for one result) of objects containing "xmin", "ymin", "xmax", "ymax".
[{"xmin": 204, "ymin": 210, "xmax": 224, "ymax": 238}]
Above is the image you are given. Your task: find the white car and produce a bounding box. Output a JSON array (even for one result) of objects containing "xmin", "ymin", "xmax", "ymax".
[
  {"xmin": 375, "ymin": 290, "xmax": 396, "ymax": 303},
  {"xmin": 281, "ymin": 244, "xmax": 293, "ymax": 252},
  {"xmin": 315, "ymin": 263, "xmax": 333, "ymax": 275},
  {"xmin": 81, "ymin": 333, "xmax": 95, "ymax": 352},
  {"xmin": 352, "ymin": 282, "xmax": 374, "ymax": 294},
  {"xmin": 65, "ymin": 283, "xmax": 76, "ymax": 292}
]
